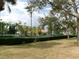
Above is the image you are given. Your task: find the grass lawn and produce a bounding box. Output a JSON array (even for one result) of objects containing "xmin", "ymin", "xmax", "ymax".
[{"xmin": 0, "ymin": 37, "xmax": 79, "ymax": 59}]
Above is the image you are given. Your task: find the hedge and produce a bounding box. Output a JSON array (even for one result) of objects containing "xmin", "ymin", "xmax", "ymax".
[{"xmin": 0, "ymin": 35, "xmax": 76, "ymax": 45}]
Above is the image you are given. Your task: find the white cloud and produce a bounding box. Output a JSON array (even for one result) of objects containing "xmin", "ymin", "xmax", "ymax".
[
  {"xmin": 0, "ymin": 0, "xmax": 51, "ymax": 26},
  {"xmin": 0, "ymin": 0, "xmax": 30, "ymax": 24}
]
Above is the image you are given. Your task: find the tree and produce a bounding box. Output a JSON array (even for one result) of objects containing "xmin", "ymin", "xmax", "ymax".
[
  {"xmin": 39, "ymin": 17, "xmax": 52, "ymax": 36},
  {"xmin": 0, "ymin": 0, "xmax": 16, "ymax": 11},
  {"xmin": 59, "ymin": 13, "xmax": 76, "ymax": 39},
  {"xmin": 49, "ymin": 0, "xmax": 79, "ymax": 45},
  {"xmin": 0, "ymin": 20, "xmax": 6, "ymax": 34},
  {"xmin": 16, "ymin": 22, "xmax": 28, "ymax": 37},
  {"xmin": 27, "ymin": 0, "xmax": 79, "ymax": 45},
  {"xmin": 39, "ymin": 16, "xmax": 62, "ymax": 36},
  {"xmin": 8, "ymin": 24, "xmax": 17, "ymax": 34},
  {"xmin": 25, "ymin": 3, "xmax": 36, "ymax": 37},
  {"xmin": 25, "ymin": 0, "xmax": 51, "ymax": 36}
]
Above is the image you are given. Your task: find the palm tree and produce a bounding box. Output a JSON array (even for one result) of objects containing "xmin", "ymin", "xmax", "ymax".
[{"xmin": 25, "ymin": 4, "xmax": 35, "ymax": 37}]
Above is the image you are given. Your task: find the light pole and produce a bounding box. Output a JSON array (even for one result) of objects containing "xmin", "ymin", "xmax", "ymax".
[{"xmin": 30, "ymin": 8, "xmax": 33, "ymax": 37}]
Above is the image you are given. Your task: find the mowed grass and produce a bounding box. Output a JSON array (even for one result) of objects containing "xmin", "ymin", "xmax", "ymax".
[{"xmin": 0, "ymin": 38, "xmax": 79, "ymax": 59}]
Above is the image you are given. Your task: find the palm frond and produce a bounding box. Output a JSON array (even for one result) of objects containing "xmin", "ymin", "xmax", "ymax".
[
  {"xmin": 7, "ymin": 5, "xmax": 11, "ymax": 13},
  {"xmin": 5, "ymin": 0, "xmax": 16, "ymax": 5},
  {"xmin": 0, "ymin": 0, "xmax": 16, "ymax": 12}
]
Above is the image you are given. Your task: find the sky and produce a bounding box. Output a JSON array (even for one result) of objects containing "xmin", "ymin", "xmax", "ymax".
[{"xmin": 0, "ymin": 0, "xmax": 51, "ymax": 26}]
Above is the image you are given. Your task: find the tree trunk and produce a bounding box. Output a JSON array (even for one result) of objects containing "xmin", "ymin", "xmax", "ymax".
[
  {"xmin": 77, "ymin": 18, "xmax": 79, "ymax": 46},
  {"xmin": 67, "ymin": 28, "xmax": 70, "ymax": 39},
  {"xmin": 48, "ymin": 21, "xmax": 52, "ymax": 36}
]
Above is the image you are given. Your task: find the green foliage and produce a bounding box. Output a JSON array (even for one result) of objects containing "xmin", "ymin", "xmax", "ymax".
[
  {"xmin": 8, "ymin": 24, "xmax": 16, "ymax": 34},
  {"xmin": 0, "ymin": 21, "xmax": 9, "ymax": 34},
  {"xmin": 16, "ymin": 22, "xmax": 31, "ymax": 37},
  {"xmin": 26, "ymin": 0, "xmax": 49, "ymax": 10},
  {"xmin": 39, "ymin": 16, "xmax": 63, "ymax": 36}
]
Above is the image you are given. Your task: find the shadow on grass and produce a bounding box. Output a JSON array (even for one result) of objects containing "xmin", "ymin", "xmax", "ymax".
[
  {"xmin": 8, "ymin": 41, "xmax": 61, "ymax": 49},
  {"xmin": 27, "ymin": 42, "xmax": 61, "ymax": 49}
]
